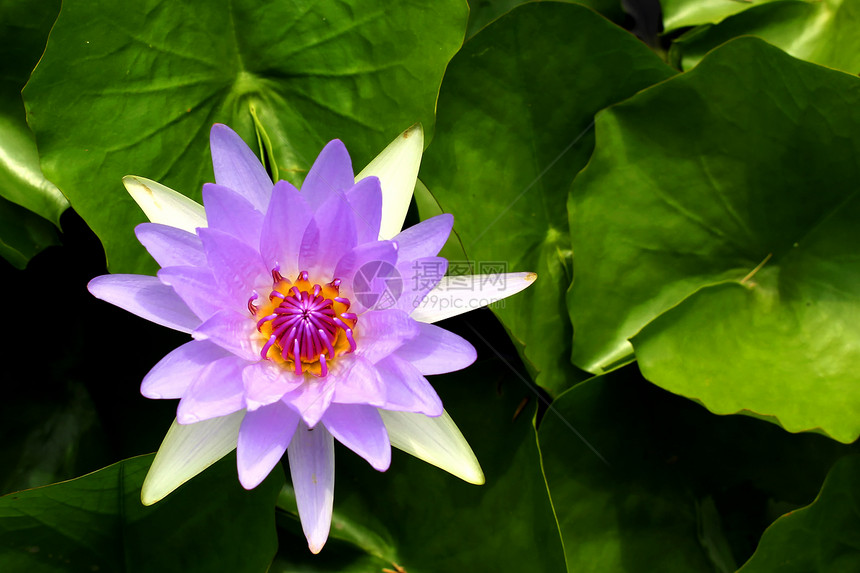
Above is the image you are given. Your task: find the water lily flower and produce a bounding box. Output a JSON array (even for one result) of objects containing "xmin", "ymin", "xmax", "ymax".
[{"xmin": 88, "ymin": 123, "xmax": 536, "ymax": 553}]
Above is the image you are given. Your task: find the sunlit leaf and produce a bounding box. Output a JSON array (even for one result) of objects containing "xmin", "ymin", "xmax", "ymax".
[
  {"xmin": 421, "ymin": 1, "xmax": 675, "ymax": 395},
  {"xmin": 23, "ymin": 0, "xmax": 467, "ymax": 273},
  {"xmin": 568, "ymin": 37, "xmax": 860, "ymax": 441},
  {"xmin": 671, "ymin": 0, "xmax": 860, "ymax": 75},
  {"xmin": 661, "ymin": 0, "xmax": 783, "ymax": 32}
]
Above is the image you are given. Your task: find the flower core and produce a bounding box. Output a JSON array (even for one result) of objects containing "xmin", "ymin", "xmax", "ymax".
[{"xmin": 251, "ymin": 269, "xmax": 357, "ymax": 377}]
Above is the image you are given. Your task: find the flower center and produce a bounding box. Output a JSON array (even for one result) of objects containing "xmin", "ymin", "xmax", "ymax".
[{"xmin": 249, "ymin": 270, "xmax": 357, "ymax": 377}]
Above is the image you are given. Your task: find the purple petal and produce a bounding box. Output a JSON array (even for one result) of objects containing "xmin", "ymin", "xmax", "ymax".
[
  {"xmin": 393, "ymin": 214, "xmax": 454, "ymax": 261},
  {"xmin": 210, "ymin": 124, "xmax": 273, "ymax": 212},
  {"xmin": 333, "ymin": 241, "xmax": 398, "ymax": 312},
  {"xmin": 344, "ymin": 176, "xmax": 382, "ymax": 244},
  {"xmin": 297, "ymin": 219, "xmax": 320, "ymax": 276},
  {"xmin": 288, "ymin": 421, "xmax": 335, "ymax": 554},
  {"xmin": 193, "ymin": 309, "xmax": 258, "ymax": 361},
  {"xmin": 142, "ymin": 340, "xmax": 231, "ymax": 399},
  {"xmin": 202, "ymin": 183, "xmax": 264, "ymax": 248},
  {"xmin": 237, "ymin": 401, "xmax": 300, "ymax": 489},
  {"xmin": 280, "ymin": 375, "xmax": 336, "ymax": 428},
  {"xmin": 243, "ymin": 361, "xmax": 305, "ymax": 411},
  {"xmin": 157, "ymin": 266, "xmax": 229, "ymax": 320},
  {"xmin": 394, "ymin": 322, "xmax": 477, "ymax": 375},
  {"xmin": 260, "ymin": 180, "xmax": 313, "ymax": 273},
  {"xmin": 374, "ymin": 355, "xmax": 443, "ymax": 416},
  {"xmin": 331, "ymin": 355, "xmax": 386, "ymax": 407},
  {"xmin": 299, "ymin": 192, "xmax": 358, "ymax": 278},
  {"xmin": 88, "ymin": 274, "xmax": 201, "ymax": 333},
  {"xmin": 322, "ymin": 403, "xmax": 390, "ymax": 471},
  {"xmin": 135, "ymin": 223, "xmax": 206, "ymax": 268},
  {"xmin": 198, "ymin": 228, "xmax": 268, "ymax": 309},
  {"xmin": 301, "ymin": 139, "xmax": 354, "ymax": 210},
  {"xmin": 394, "ymin": 256, "xmax": 448, "ymax": 314},
  {"xmin": 354, "ymin": 309, "xmax": 420, "ymax": 364},
  {"xmin": 176, "ymin": 356, "xmax": 246, "ymax": 423}
]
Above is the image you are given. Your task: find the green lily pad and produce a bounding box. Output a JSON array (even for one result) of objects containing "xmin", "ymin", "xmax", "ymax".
[
  {"xmin": 276, "ymin": 343, "xmax": 566, "ymax": 572},
  {"xmin": 739, "ymin": 455, "xmax": 860, "ymax": 572},
  {"xmin": 670, "ymin": 0, "xmax": 860, "ymax": 74},
  {"xmin": 661, "ymin": 0, "xmax": 784, "ymax": 32},
  {"xmin": 568, "ymin": 37, "xmax": 860, "ymax": 441},
  {"xmin": 23, "ymin": 0, "xmax": 467, "ymax": 274},
  {"xmin": 538, "ymin": 365, "xmax": 854, "ymax": 572},
  {"xmin": 0, "ymin": 454, "xmax": 284, "ymax": 573},
  {"xmin": 420, "ymin": 1, "xmax": 675, "ymax": 395}
]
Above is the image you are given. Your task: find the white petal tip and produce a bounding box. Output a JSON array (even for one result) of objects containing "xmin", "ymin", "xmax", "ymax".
[
  {"xmin": 525, "ymin": 272, "xmax": 537, "ymax": 283},
  {"xmin": 402, "ymin": 123, "xmax": 423, "ymax": 140},
  {"xmin": 122, "ymin": 175, "xmax": 207, "ymax": 232},
  {"xmin": 308, "ymin": 540, "xmax": 326, "ymax": 555},
  {"xmin": 140, "ymin": 488, "xmax": 162, "ymax": 506}
]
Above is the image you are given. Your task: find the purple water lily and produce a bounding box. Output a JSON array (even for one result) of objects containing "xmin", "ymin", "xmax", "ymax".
[{"xmin": 89, "ymin": 123, "xmax": 536, "ymax": 553}]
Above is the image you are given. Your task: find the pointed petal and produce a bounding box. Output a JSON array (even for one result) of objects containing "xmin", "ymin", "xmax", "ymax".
[
  {"xmin": 410, "ymin": 272, "xmax": 538, "ymax": 323},
  {"xmin": 394, "ymin": 322, "xmax": 477, "ymax": 375},
  {"xmin": 288, "ymin": 421, "xmax": 335, "ymax": 554},
  {"xmin": 356, "ymin": 123, "xmax": 424, "ymax": 240},
  {"xmin": 260, "ymin": 180, "xmax": 312, "ymax": 273},
  {"xmin": 322, "ymin": 403, "xmax": 390, "ymax": 471},
  {"xmin": 193, "ymin": 309, "xmax": 259, "ymax": 362},
  {"xmin": 300, "ymin": 192, "xmax": 358, "ymax": 277},
  {"xmin": 243, "ymin": 361, "xmax": 304, "ymax": 411},
  {"xmin": 392, "ymin": 213, "xmax": 453, "ymax": 261},
  {"xmin": 344, "ymin": 176, "xmax": 382, "ymax": 244},
  {"xmin": 380, "ymin": 409, "xmax": 484, "ymax": 485},
  {"xmin": 374, "ymin": 355, "xmax": 443, "ymax": 416},
  {"xmin": 123, "ymin": 175, "xmax": 207, "ymax": 233},
  {"xmin": 202, "ymin": 183, "xmax": 264, "ymax": 247},
  {"xmin": 198, "ymin": 228, "xmax": 268, "ymax": 308},
  {"xmin": 237, "ymin": 401, "xmax": 300, "ymax": 489},
  {"xmin": 302, "ymin": 139, "xmax": 354, "ymax": 210},
  {"xmin": 353, "ymin": 310, "xmax": 419, "ymax": 363},
  {"xmin": 281, "ymin": 375, "xmax": 336, "ymax": 428},
  {"xmin": 210, "ymin": 124, "xmax": 273, "ymax": 212},
  {"xmin": 395, "ymin": 256, "xmax": 447, "ymax": 314},
  {"xmin": 142, "ymin": 340, "xmax": 231, "ymax": 399},
  {"xmin": 334, "ymin": 242, "xmax": 398, "ymax": 313},
  {"xmin": 135, "ymin": 223, "xmax": 206, "ymax": 268},
  {"xmin": 88, "ymin": 274, "xmax": 200, "ymax": 333},
  {"xmin": 141, "ymin": 411, "xmax": 245, "ymax": 505},
  {"xmin": 331, "ymin": 355, "xmax": 386, "ymax": 407},
  {"xmin": 176, "ymin": 356, "xmax": 246, "ymax": 423},
  {"xmin": 157, "ymin": 266, "xmax": 229, "ymax": 320}
]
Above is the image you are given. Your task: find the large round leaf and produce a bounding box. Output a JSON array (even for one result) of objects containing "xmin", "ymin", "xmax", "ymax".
[
  {"xmin": 568, "ymin": 37, "xmax": 860, "ymax": 441},
  {"xmin": 420, "ymin": 1, "xmax": 675, "ymax": 394},
  {"xmin": 538, "ymin": 365, "xmax": 854, "ymax": 572},
  {"xmin": 670, "ymin": 0, "xmax": 860, "ymax": 75},
  {"xmin": 739, "ymin": 455, "xmax": 860, "ymax": 572},
  {"xmin": 0, "ymin": 454, "xmax": 283, "ymax": 573},
  {"xmin": 23, "ymin": 0, "xmax": 467, "ymax": 273}
]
